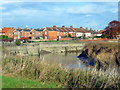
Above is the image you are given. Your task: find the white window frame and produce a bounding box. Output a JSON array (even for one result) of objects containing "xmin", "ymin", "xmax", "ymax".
[{"xmin": 45, "ymin": 31, "xmax": 47, "ymax": 35}]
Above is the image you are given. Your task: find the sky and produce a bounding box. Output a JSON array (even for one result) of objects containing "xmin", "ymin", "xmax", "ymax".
[{"xmin": 0, "ymin": 1, "xmax": 118, "ymax": 30}]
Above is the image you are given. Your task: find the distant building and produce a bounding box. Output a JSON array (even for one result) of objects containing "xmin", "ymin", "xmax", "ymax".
[{"xmin": 1, "ymin": 26, "xmax": 93, "ymax": 40}]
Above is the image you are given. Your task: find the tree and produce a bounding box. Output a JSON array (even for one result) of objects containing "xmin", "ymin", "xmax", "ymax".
[
  {"xmin": 101, "ymin": 34, "xmax": 106, "ymax": 38},
  {"xmin": 104, "ymin": 20, "xmax": 120, "ymax": 39},
  {"xmin": 15, "ymin": 39, "xmax": 21, "ymax": 46}
]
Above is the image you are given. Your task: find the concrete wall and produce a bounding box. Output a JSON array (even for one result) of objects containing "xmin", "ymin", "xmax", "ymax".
[{"xmin": 5, "ymin": 42, "xmax": 85, "ymax": 56}]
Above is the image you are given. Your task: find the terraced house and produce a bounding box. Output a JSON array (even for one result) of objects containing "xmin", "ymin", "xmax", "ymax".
[
  {"xmin": 1, "ymin": 26, "xmax": 95, "ymax": 40},
  {"xmin": 43, "ymin": 25, "xmax": 91, "ymax": 40}
]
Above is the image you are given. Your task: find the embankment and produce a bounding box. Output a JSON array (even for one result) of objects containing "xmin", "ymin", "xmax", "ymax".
[
  {"xmin": 4, "ymin": 42, "xmax": 85, "ymax": 56},
  {"xmin": 79, "ymin": 42, "xmax": 120, "ymax": 69}
]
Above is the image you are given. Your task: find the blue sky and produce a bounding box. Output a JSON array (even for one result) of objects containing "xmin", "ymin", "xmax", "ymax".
[{"xmin": 1, "ymin": 2, "xmax": 118, "ymax": 30}]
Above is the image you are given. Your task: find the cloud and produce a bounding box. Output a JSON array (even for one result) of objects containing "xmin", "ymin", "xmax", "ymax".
[
  {"xmin": 1, "ymin": 2, "xmax": 118, "ymax": 30},
  {"xmin": 86, "ymin": 14, "xmax": 92, "ymax": 17}
]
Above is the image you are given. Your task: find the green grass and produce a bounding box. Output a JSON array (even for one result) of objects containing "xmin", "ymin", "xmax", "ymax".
[{"xmin": 2, "ymin": 75, "xmax": 60, "ymax": 88}]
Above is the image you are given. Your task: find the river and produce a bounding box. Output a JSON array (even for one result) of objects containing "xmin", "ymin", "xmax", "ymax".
[{"xmin": 30, "ymin": 52, "xmax": 88, "ymax": 69}]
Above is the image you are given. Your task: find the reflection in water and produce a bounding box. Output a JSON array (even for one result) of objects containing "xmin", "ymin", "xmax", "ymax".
[{"xmin": 32, "ymin": 52, "xmax": 88, "ymax": 69}]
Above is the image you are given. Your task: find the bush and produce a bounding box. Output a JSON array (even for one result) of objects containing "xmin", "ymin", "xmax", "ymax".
[
  {"xmin": 101, "ymin": 34, "xmax": 106, "ymax": 38},
  {"xmin": 83, "ymin": 37, "xmax": 89, "ymax": 39},
  {"xmin": 15, "ymin": 39, "xmax": 21, "ymax": 46}
]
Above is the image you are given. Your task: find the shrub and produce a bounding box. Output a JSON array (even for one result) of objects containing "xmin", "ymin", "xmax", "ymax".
[
  {"xmin": 15, "ymin": 39, "xmax": 21, "ymax": 46},
  {"xmin": 101, "ymin": 34, "xmax": 106, "ymax": 38}
]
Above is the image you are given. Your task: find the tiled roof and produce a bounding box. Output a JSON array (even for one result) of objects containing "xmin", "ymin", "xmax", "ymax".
[
  {"xmin": 45, "ymin": 26, "xmax": 91, "ymax": 33},
  {"xmin": 34, "ymin": 29, "xmax": 43, "ymax": 31},
  {"xmin": 16, "ymin": 29, "xmax": 31, "ymax": 32}
]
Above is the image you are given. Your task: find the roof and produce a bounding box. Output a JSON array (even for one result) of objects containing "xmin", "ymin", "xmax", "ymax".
[
  {"xmin": 2, "ymin": 27, "xmax": 14, "ymax": 33},
  {"xmin": 16, "ymin": 29, "xmax": 31, "ymax": 32},
  {"xmin": 34, "ymin": 29, "xmax": 44, "ymax": 31},
  {"xmin": 45, "ymin": 27, "xmax": 90, "ymax": 33}
]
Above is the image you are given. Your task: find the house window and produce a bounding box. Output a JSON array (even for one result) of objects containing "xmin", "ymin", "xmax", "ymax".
[
  {"xmin": 45, "ymin": 36, "xmax": 47, "ymax": 39},
  {"xmin": 57, "ymin": 32, "xmax": 59, "ymax": 35},
  {"xmin": 64, "ymin": 32, "xmax": 65, "ymax": 35},
  {"xmin": 39, "ymin": 32, "xmax": 40, "ymax": 34},
  {"xmin": 30, "ymin": 32, "xmax": 32, "ymax": 34},
  {"xmin": 61, "ymin": 32, "xmax": 62, "ymax": 35},
  {"xmin": 22, "ymin": 32, "xmax": 24, "ymax": 34},
  {"xmin": 33, "ymin": 32, "xmax": 35, "ymax": 35},
  {"xmin": 14, "ymin": 32, "xmax": 17, "ymax": 35},
  {"xmin": 45, "ymin": 31, "xmax": 47, "ymax": 35},
  {"xmin": 9, "ymin": 33, "xmax": 11, "ymax": 36}
]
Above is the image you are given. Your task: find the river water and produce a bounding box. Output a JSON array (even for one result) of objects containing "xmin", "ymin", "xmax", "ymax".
[{"xmin": 31, "ymin": 52, "xmax": 88, "ymax": 69}]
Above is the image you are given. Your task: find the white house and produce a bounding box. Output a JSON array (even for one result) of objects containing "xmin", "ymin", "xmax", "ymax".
[
  {"xmin": 85, "ymin": 32, "xmax": 91, "ymax": 37},
  {"xmin": 76, "ymin": 32, "xmax": 83, "ymax": 37}
]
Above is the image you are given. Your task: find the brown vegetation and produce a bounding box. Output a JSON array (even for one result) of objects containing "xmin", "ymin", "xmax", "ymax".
[{"xmin": 79, "ymin": 42, "xmax": 120, "ymax": 69}]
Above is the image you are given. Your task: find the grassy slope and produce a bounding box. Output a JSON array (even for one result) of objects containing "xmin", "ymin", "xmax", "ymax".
[{"xmin": 2, "ymin": 75, "xmax": 60, "ymax": 88}]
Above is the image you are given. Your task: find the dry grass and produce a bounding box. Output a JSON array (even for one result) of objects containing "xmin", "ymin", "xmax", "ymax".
[
  {"xmin": 80, "ymin": 42, "xmax": 120, "ymax": 69},
  {"xmin": 2, "ymin": 53, "xmax": 120, "ymax": 88}
]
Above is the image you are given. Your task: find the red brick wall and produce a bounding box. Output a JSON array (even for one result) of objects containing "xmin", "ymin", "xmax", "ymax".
[
  {"xmin": 2, "ymin": 27, "xmax": 14, "ymax": 38},
  {"xmin": 47, "ymin": 31, "xmax": 57, "ymax": 40}
]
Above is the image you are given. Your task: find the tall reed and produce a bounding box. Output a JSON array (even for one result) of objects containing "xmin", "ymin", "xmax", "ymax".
[{"xmin": 2, "ymin": 54, "xmax": 120, "ymax": 88}]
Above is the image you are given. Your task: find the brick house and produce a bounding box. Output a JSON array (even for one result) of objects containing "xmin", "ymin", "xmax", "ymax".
[
  {"xmin": 2, "ymin": 26, "xmax": 92, "ymax": 41},
  {"xmin": 43, "ymin": 25, "xmax": 91, "ymax": 40},
  {"xmin": 0, "ymin": 28, "xmax": 5, "ymax": 35},
  {"xmin": 13, "ymin": 27, "xmax": 31, "ymax": 40},
  {"xmin": 13, "ymin": 27, "xmax": 44, "ymax": 40},
  {"xmin": 2, "ymin": 27, "xmax": 14, "ymax": 38}
]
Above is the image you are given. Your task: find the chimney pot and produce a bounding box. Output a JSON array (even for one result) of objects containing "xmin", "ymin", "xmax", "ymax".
[
  {"xmin": 80, "ymin": 27, "xmax": 82, "ymax": 28},
  {"xmin": 53, "ymin": 25, "xmax": 56, "ymax": 28},
  {"xmin": 18, "ymin": 27, "xmax": 21, "ymax": 29},
  {"xmin": 38, "ymin": 28, "xmax": 40, "ymax": 30},
  {"xmin": 70, "ymin": 26, "xmax": 73, "ymax": 28},
  {"xmin": 62, "ymin": 25, "xmax": 65, "ymax": 28},
  {"xmin": 25, "ymin": 27, "xmax": 27, "ymax": 29}
]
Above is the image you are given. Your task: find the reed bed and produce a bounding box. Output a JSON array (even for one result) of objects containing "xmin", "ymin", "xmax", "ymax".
[{"xmin": 2, "ymin": 54, "xmax": 120, "ymax": 88}]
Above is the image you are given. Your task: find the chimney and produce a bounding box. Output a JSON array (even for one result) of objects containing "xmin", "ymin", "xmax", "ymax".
[
  {"xmin": 53, "ymin": 25, "xmax": 56, "ymax": 28},
  {"xmin": 86, "ymin": 27, "xmax": 88, "ymax": 30},
  {"xmin": 80, "ymin": 27, "xmax": 83, "ymax": 28},
  {"xmin": 90, "ymin": 28, "xmax": 92, "ymax": 30},
  {"xmin": 18, "ymin": 27, "xmax": 21, "ymax": 29},
  {"xmin": 25, "ymin": 27, "xmax": 27, "ymax": 29},
  {"xmin": 62, "ymin": 25, "xmax": 65, "ymax": 28},
  {"xmin": 30, "ymin": 28, "xmax": 33, "ymax": 30},
  {"xmin": 70, "ymin": 26, "xmax": 73, "ymax": 28},
  {"xmin": 94, "ymin": 30, "xmax": 96, "ymax": 32},
  {"xmin": 38, "ymin": 28, "xmax": 40, "ymax": 30},
  {"xmin": 41, "ymin": 28, "xmax": 43, "ymax": 30}
]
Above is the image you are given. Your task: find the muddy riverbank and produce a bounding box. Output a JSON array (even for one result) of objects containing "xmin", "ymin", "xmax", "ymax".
[{"xmin": 78, "ymin": 42, "xmax": 120, "ymax": 69}]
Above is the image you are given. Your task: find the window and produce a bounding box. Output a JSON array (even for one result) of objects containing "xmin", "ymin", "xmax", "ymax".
[
  {"xmin": 30, "ymin": 32, "xmax": 32, "ymax": 34},
  {"xmin": 45, "ymin": 36, "xmax": 47, "ymax": 39},
  {"xmin": 64, "ymin": 32, "xmax": 65, "ymax": 35},
  {"xmin": 9, "ymin": 33, "xmax": 11, "ymax": 36},
  {"xmin": 14, "ymin": 32, "xmax": 17, "ymax": 35},
  {"xmin": 45, "ymin": 31, "xmax": 47, "ymax": 35},
  {"xmin": 57, "ymin": 32, "xmax": 59, "ymax": 35},
  {"xmin": 61, "ymin": 32, "xmax": 62, "ymax": 35},
  {"xmin": 33, "ymin": 32, "xmax": 35, "ymax": 35},
  {"xmin": 22, "ymin": 32, "xmax": 24, "ymax": 34}
]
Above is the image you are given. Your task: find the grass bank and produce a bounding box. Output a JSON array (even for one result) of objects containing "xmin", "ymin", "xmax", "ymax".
[
  {"xmin": 2, "ymin": 75, "xmax": 59, "ymax": 88},
  {"xmin": 2, "ymin": 53, "xmax": 120, "ymax": 88},
  {"xmin": 79, "ymin": 42, "xmax": 120, "ymax": 69}
]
